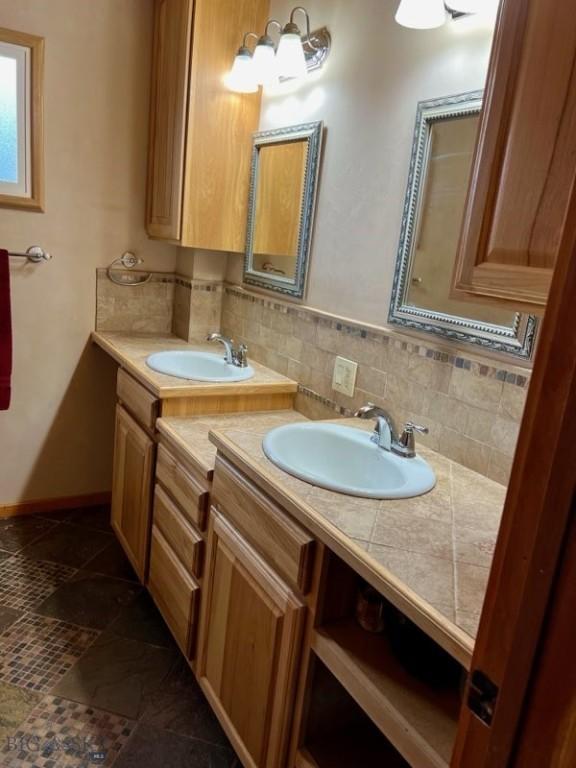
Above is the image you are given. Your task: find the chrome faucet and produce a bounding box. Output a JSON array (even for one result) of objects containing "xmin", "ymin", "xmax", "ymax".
[
  {"xmin": 355, "ymin": 402, "xmax": 428, "ymax": 458},
  {"xmin": 206, "ymin": 333, "xmax": 249, "ymax": 368}
]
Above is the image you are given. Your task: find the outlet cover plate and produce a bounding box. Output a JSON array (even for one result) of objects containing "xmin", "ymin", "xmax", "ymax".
[{"xmin": 332, "ymin": 356, "xmax": 358, "ymax": 397}]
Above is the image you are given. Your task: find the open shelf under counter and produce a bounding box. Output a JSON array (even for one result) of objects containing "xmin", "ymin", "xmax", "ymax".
[
  {"xmin": 311, "ymin": 618, "xmax": 461, "ymax": 768},
  {"xmin": 296, "ymin": 728, "xmax": 408, "ymax": 768}
]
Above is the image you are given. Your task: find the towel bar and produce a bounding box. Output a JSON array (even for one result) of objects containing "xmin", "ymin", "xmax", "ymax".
[{"xmin": 8, "ymin": 246, "xmax": 52, "ymax": 263}]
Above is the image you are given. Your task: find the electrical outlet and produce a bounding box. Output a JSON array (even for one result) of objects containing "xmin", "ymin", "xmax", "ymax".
[{"xmin": 332, "ymin": 356, "xmax": 358, "ymax": 397}]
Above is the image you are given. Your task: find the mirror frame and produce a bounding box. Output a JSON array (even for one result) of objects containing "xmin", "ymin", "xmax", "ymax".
[
  {"xmin": 388, "ymin": 91, "xmax": 537, "ymax": 360},
  {"xmin": 243, "ymin": 121, "xmax": 323, "ymax": 299}
]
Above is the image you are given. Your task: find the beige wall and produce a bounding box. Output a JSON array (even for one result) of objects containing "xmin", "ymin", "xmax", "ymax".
[
  {"xmin": 0, "ymin": 0, "xmax": 177, "ymax": 505},
  {"xmin": 228, "ymin": 0, "xmax": 495, "ymax": 326}
]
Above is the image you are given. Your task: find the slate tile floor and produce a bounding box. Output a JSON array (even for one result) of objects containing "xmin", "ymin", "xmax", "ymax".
[{"xmin": 0, "ymin": 508, "xmax": 239, "ymax": 767}]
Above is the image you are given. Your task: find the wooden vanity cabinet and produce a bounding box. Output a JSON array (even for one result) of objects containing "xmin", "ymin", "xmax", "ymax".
[
  {"xmin": 452, "ymin": 0, "xmax": 576, "ymax": 312},
  {"xmin": 147, "ymin": 0, "xmax": 269, "ymax": 250},
  {"xmin": 149, "ymin": 437, "xmax": 210, "ymax": 660},
  {"xmin": 197, "ymin": 508, "xmax": 306, "ymax": 768},
  {"xmin": 148, "ymin": 522, "xmax": 200, "ymax": 655},
  {"xmin": 111, "ymin": 405, "xmax": 155, "ymax": 581}
]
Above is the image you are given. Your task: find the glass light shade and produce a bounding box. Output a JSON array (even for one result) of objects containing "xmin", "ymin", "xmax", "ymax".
[
  {"xmin": 276, "ymin": 32, "xmax": 307, "ymax": 79},
  {"xmin": 446, "ymin": 0, "xmax": 500, "ymax": 13},
  {"xmin": 395, "ymin": 0, "xmax": 447, "ymax": 29},
  {"xmin": 252, "ymin": 39, "xmax": 278, "ymax": 86},
  {"xmin": 224, "ymin": 49, "xmax": 257, "ymax": 93},
  {"xmin": 446, "ymin": 0, "xmax": 482, "ymax": 12}
]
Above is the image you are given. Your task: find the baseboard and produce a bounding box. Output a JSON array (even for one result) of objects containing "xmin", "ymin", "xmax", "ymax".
[{"xmin": 0, "ymin": 491, "xmax": 111, "ymax": 519}]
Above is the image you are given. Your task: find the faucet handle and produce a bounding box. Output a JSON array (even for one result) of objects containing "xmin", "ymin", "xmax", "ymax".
[
  {"xmin": 394, "ymin": 422, "xmax": 429, "ymax": 458},
  {"xmin": 355, "ymin": 402, "xmax": 377, "ymax": 418},
  {"xmin": 405, "ymin": 422, "xmax": 429, "ymax": 435},
  {"xmin": 235, "ymin": 343, "xmax": 248, "ymax": 368}
]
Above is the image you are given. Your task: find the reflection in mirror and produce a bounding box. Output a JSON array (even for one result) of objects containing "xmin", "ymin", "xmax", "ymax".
[
  {"xmin": 389, "ymin": 92, "xmax": 536, "ymax": 359},
  {"xmin": 244, "ymin": 121, "xmax": 323, "ymax": 298}
]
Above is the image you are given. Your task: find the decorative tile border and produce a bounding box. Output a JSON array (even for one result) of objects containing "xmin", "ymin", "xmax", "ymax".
[
  {"xmin": 297, "ymin": 385, "xmax": 353, "ymax": 417},
  {"xmin": 224, "ymin": 285, "xmax": 530, "ymax": 388}
]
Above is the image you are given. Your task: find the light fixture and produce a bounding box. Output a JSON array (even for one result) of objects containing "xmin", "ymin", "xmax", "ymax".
[
  {"xmin": 395, "ymin": 0, "xmax": 447, "ymax": 29},
  {"xmin": 224, "ymin": 33, "xmax": 258, "ymax": 93},
  {"xmin": 276, "ymin": 8, "xmax": 309, "ymax": 79},
  {"xmin": 445, "ymin": 0, "xmax": 500, "ymax": 15},
  {"xmin": 226, "ymin": 7, "xmax": 331, "ymax": 93},
  {"xmin": 445, "ymin": 0, "xmax": 482, "ymax": 12},
  {"xmin": 253, "ymin": 21, "xmax": 281, "ymax": 86}
]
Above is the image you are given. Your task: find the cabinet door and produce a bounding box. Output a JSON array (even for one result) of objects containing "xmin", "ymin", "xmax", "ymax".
[
  {"xmin": 180, "ymin": 0, "xmax": 267, "ymax": 251},
  {"xmin": 452, "ymin": 0, "xmax": 576, "ymax": 312},
  {"xmin": 197, "ymin": 509, "xmax": 306, "ymax": 768},
  {"xmin": 111, "ymin": 405, "xmax": 155, "ymax": 581},
  {"xmin": 146, "ymin": 0, "xmax": 193, "ymax": 240}
]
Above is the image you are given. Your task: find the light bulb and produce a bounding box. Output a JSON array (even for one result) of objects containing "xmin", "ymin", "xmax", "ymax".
[
  {"xmin": 395, "ymin": 0, "xmax": 447, "ymax": 29},
  {"xmin": 276, "ymin": 25, "xmax": 307, "ymax": 79},
  {"xmin": 252, "ymin": 36, "xmax": 278, "ymax": 86},
  {"xmin": 224, "ymin": 47, "xmax": 257, "ymax": 93}
]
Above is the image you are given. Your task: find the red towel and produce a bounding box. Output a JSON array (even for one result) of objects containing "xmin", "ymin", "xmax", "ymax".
[{"xmin": 0, "ymin": 249, "xmax": 12, "ymax": 410}]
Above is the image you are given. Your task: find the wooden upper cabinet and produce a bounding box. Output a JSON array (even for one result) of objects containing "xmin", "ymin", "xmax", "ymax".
[
  {"xmin": 146, "ymin": 0, "xmax": 193, "ymax": 241},
  {"xmin": 452, "ymin": 0, "xmax": 576, "ymax": 313},
  {"xmin": 146, "ymin": 0, "xmax": 269, "ymax": 250}
]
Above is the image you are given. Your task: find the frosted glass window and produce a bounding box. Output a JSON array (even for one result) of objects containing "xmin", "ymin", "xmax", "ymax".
[{"xmin": 0, "ymin": 41, "xmax": 30, "ymax": 198}]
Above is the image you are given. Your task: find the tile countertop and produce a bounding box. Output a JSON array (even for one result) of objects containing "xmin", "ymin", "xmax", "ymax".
[
  {"xmin": 91, "ymin": 331, "xmax": 298, "ymax": 399},
  {"xmin": 159, "ymin": 412, "xmax": 506, "ymax": 668}
]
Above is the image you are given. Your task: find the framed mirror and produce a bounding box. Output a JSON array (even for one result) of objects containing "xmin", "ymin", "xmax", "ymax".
[
  {"xmin": 389, "ymin": 91, "xmax": 537, "ymax": 359},
  {"xmin": 243, "ymin": 121, "xmax": 323, "ymax": 299}
]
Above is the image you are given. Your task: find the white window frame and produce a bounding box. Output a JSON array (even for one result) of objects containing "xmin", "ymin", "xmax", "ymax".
[{"xmin": 0, "ymin": 41, "xmax": 31, "ymax": 198}]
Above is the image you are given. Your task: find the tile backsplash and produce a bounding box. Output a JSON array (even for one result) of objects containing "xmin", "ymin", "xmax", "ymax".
[
  {"xmin": 95, "ymin": 269, "xmax": 223, "ymax": 341},
  {"xmin": 221, "ymin": 285, "xmax": 529, "ymax": 485},
  {"xmin": 96, "ymin": 269, "xmax": 175, "ymax": 334},
  {"xmin": 95, "ymin": 269, "xmax": 528, "ymax": 485}
]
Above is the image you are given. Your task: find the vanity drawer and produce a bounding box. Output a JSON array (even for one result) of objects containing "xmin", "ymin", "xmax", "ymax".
[
  {"xmin": 148, "ymin": 525, "xmax": 200, "ymax": 657},
  {"xmin": 117, "ymin": 368, "xmax": 158, "ymax": 432},
  {"xmin": 153, "ymin": 484, "xmax": 203, "ymax": 578},
  {"xmin": 212, "ymin": 456, "xmax": 315, "ymax": 593},
  {"xmin": 156, "ymin": 445, "xmax": 209, "ymax": 530}
]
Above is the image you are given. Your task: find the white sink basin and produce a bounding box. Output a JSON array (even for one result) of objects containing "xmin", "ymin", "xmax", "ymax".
[
  {"xmin": 146, "ymin": 350, "xmax": 254, "ymax": 382},
  {"xmin": 262, "ymin": 423, "xmax": 436, "ymax": 499}
]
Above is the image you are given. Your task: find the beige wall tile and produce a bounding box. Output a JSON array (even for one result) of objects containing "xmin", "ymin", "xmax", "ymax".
[
  {"xmin": 489, "ymin": 415, "xmax": 520, "ymax": 456},
  {"xmin": 386, "ymin": 373, "xmax": 432, "ymax": 416},
  {"xmin": 486, "ymin": 449, "xmax": 514, "ymax": 485},
  {"xmin": 500, "ymin": 381, "xmax": 528, "ymax": 421},
  {"xmin": 424, "ymin": 392, "xmax": 468, "ymax": 433},
  {"xmin": 407, "ymin": 354, "xmax": 451, "ymax": 393},
  {"xmin": 294, "ymin": 392, "xmax": 336, "ymax": 420},
  {"xmin": 465, "ymin": 406, "xmax": 496, "ymax": 444},
  {"xmin": 356, "ymin": 366, "xmax": 387, "ymax": 399},
  {"xmin": 440, "ymin": 427, "xmax": 491, "ymax": 476},
  {"xmin": 449, "ymin": 367, "xmax": 504, "ymax": 409},
  {"xmin": 220, "ymin": 289, "xmax": 524, "ymax": 483}
]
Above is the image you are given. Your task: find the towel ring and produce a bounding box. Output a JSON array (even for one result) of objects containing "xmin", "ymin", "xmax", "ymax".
[{"xmin": 106, "ymin": 252, "xmax": 152, "ymax": 286}]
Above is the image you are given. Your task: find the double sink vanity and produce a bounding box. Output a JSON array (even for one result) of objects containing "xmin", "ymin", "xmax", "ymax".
[{"xmin": 92, "ymin": 329, "xmax": 505, "ymax": 768}]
